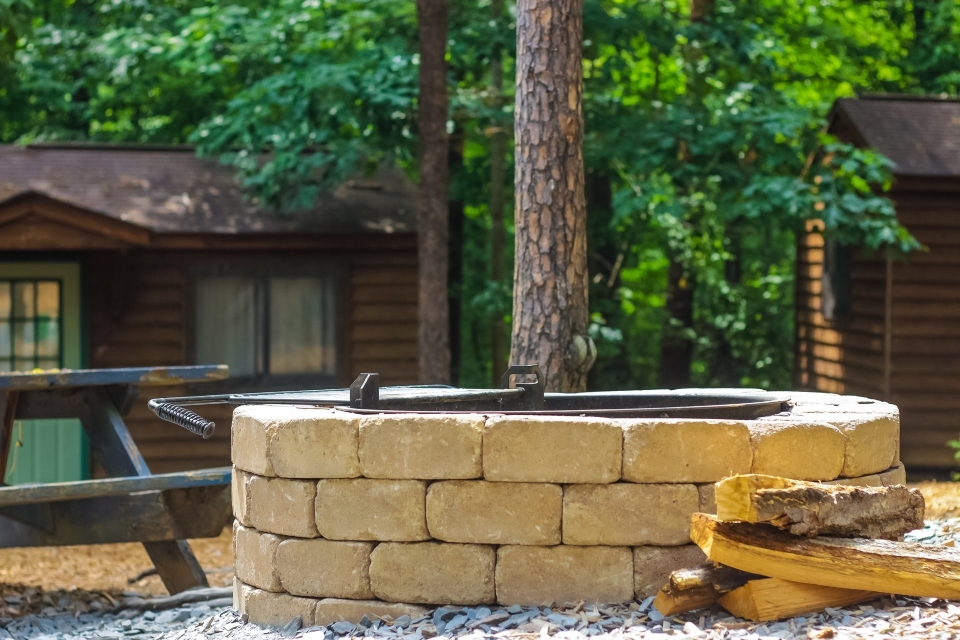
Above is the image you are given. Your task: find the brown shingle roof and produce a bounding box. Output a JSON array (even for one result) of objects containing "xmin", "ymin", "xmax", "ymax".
[
  {"xmin": 0, "ymin": 144, "xmax": 415, "ymax": 234},
  {"xmin": 833, "ymin": 96, "xmax": 960, "ymax": 178}
]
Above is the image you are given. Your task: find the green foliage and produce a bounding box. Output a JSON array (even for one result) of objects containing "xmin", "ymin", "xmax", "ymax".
[
  {"xmin": 581, "ymin": 0, "xmax": 932, "ymax": 390},
  {"xmin": 188, "ymin": 0, "xmax": 420, "ymax": 209},
  {"xmin": 0, "ymin": 0, "xmax": 955, "ymax": 393},
  {"xmin": 949, "ymin": 436, "xmax": 960, "ymax": 480}
]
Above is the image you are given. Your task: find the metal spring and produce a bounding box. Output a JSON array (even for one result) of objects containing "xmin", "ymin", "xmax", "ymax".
[{"xmin": 149, "ymin": 401, "xmax": 216, "ymax": 439}]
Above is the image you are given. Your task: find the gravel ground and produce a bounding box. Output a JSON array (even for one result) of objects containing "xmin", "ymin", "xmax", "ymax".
[
  {"xmin": 2, "ymin": 481, "xmax": 959, "ymax": 640},
  {"xmin": 0, "ymin": 586, "xmax": 228, "ymax": 639},
  {"xmin": 154, "ymin": 595, "xmax": 960, "ymax": 640}
]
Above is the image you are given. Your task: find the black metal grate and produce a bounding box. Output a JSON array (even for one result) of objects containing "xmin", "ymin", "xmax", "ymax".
[{"xmin": 149, "ymin": 365, "xmax": 791, "ymax": 438}]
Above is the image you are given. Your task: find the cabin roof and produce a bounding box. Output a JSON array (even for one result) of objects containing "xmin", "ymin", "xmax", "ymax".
[
  {"xmin": 832, "ymin": 95, "xmax": 960, "ymax": 178},
  {"xmin": 0, "ymin": 144, "xmax": 415, "ymax": 235}
]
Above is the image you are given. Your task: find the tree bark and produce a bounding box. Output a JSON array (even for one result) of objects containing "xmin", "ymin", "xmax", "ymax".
[
  {"xmin": 658, "ymin": 258, "xmax": 694, "ymax": 388},
  {"xmin": 449, "ymin": 121, "xmax": 465, "ymax": 385},
  {"xmin": 715, "ymin": 474, "xmax": 925, "ymax": 540},
  {"xmin": 656, "ymin": 0, "xmax": 715, "ymax": 389},
  {"xmin": 416, "ymin": 0, "xmax": 451, "ymax": 384},
  {"xmin": 511, "ymin": 0, "xmax": 594, "ymax": 392},
  {"xmin": 488, "ymin": 0, "xmax": 508, "ymax": 386},
  {"xmin": 714, "ymin": 224, "xmax": 742, "ymax": 386}
]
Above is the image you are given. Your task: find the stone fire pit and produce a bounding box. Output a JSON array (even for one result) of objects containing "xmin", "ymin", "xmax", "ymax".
[{"xmin": 230, "ymin": 390, "xmax": 902, "ymax": 628}]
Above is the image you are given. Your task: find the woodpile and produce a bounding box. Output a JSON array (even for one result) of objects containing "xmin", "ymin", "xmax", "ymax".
[{"xmin": 654, "ymin": 474, "xmax": 959, "ymax": 622}]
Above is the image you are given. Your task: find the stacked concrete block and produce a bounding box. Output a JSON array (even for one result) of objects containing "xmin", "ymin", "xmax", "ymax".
[{"xmin": 232, "ymin": 395, "xmax": 904, "ymax": 627}]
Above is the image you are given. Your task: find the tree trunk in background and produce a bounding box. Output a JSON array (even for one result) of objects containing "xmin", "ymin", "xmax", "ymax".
[
  {"xmin": 511, "ymin": 0, "xmax": 594, "ymax": 392},
  {"xmin": 715, "ymin": 225, "xmax": 742, "ymax": 386},
  {"xmin": 489, "ymin": 0, "xmax": 508, "ymax": 386},
  {"xmin": 416, "ymin": 0, "xmax": 450, "ymax": 384},
  {"xmin": 449, "ymin": 122, "xmax": 466, "ymax": 385},
  {"xmin": 657, "ymin": 0, "xmax": 714, "ymax": 389},
  {"xmin": 659, "ymin": 260, "xmax": 695, "ymax": 388}
]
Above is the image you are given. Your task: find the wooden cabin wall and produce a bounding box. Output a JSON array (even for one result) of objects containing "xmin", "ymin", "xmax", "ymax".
[
  {"xmin": 349, "ymin": 253, "xmax": 418, "ymax": 386},
  {"xmin": 796, "ymin": 191, "xmax": 960, "ymax": 469},
  {"xmin": 795, "ymin": 220, "xmax": 887, "ymax": 401},
  {"xmin": 86, "ymin": 246, "xmax": 418, "ymax": 474},
  {"xmin": 885, "ymin": 192, "xmax": 960, "ymax": 469}
]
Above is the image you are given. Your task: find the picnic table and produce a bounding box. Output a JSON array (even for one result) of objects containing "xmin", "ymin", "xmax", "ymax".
[{"xmin": 0, "ymin": 365, "xmax": 232, "ymax": 594}]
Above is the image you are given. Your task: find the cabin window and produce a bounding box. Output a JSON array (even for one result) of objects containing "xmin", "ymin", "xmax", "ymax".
[
  {"xmin": 194, "ymin": 275, "xmax": 337, "ymax": 377},
  {"xmin": 0, "ymin": 280, "xmax": 61, "ymax": 372},
  {"xmin": 821, "ymin": 239, "xmax": 852, "ymax": 321}
]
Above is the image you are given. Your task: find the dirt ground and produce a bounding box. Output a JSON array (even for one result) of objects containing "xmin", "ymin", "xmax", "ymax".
[
  {"xmin": 0, "ymin": 481, "xmax": 955, "ymax": 599},
  {"xmin": 913, "ymin": 480, "xmax": 960, "ymax": 519},
  {"xmin": 0, "ymin": 526, "xmax": 233, "ymax": 597}
]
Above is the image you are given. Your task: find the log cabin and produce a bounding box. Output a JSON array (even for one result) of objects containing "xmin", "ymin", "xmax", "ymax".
[
  {"xmin": 0, "ymin": 143, "xmax": 418, "ymax": 481},
  {"xmin": 795, "ymin": 94, "xmax": 960, "ymax": 472}
]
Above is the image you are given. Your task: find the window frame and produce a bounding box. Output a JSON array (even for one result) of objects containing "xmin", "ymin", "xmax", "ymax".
[
  {"xmin": 0, "ymin": 278, "xmax": 65, "ymax": 372},
  {"xmin": 821, "ymin": 238, "xmax": 854, "ymax": 323},
  {"xmin": 187, "ymin": 260, "xmax": 347, "ymax": 392}
]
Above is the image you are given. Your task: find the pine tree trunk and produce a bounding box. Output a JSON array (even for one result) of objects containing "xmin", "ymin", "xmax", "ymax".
[
  {"xmin": 449, "ymin": 121, "xmax": 466, "ymax": 385},
  {"xmin": 511, "ymin": 0, "xmax": 593, "ymax": 392},
  {"xmin": 489, "ymin": 0, "xmax": 508, "ymax": 386},
  {"xmin": 416, "ymin": 0, "xmax": 451, "ymax": 384},
  {"xmin": 659, "ymin": 259, "xmax": 694, "ymax": 388},
  {"xmin": 656, "ymin": 0, "xmax": 715, "ymax": 389}
]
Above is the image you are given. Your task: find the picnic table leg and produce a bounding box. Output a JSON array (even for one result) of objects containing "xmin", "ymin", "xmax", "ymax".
[
  {"xmin": 79, "ymin": 387, "xmax": 209, "ymax": 594},
  {"xmin": 0, "ymin": 391, "xmax": 19, "ymax": 484}
]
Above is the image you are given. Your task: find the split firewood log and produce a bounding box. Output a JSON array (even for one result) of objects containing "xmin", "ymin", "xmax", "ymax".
[
  {"xmin": 717, "ymin": 577, "xmax": 879, "ymax": 622},
  {"xmin": 691, "ymin": 513, "xmax": 960, "ymax": 600},
  {"xmin": 653, "ymin": 563, "xmax": 760, "ymax": 615},
  {"xmin": 715, "ymin": 474, "xmax": 924, "ymax": 539}
]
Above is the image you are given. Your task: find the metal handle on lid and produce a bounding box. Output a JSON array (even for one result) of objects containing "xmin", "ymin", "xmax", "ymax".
[
  {"xmin": 148, "ymin": 400, "xmax": 216, "ymax": 439},
  {"xmin": 500, "ymin": 364, "xmax": 545, "ymax": 410}
]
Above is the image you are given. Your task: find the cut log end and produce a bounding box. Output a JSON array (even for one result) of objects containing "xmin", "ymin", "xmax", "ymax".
[{"xmin": 653, "ymin": 563, "xmax": 760, "ymax": 616}]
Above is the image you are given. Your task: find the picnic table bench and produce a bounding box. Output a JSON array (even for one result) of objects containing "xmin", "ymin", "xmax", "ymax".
[{"xmin": 0, "ymin": 365, "xmax": 233, "ymax": 594}]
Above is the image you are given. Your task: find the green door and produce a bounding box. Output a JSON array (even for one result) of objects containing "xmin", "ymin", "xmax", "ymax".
[{"xmin": 0, "ymin": 262, "xmax": 86, "ymax": 484}]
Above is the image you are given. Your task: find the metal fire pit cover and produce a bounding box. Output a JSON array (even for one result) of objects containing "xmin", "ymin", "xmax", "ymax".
[{"xmin": 149, "ymin": 365, "xmax": 790, "ymax": 439}]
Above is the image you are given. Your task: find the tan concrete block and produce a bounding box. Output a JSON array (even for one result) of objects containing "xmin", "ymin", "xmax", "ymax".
[
  {"xmin": 697, "ymin": 483, "xmax": 717, "ymax": 514},
  {"xmin": 269, "ymin": 408, "xmax": 360, "ymax": 479},
  {"xmin": 563, "ymin": 483, "xmax": 699, "ymax": 546},
  {"xmin": 807, "ymin": 413, "xmax": 899, "ymax": 477},
  {"xmin": 495, "ymin": 545, "xmax": 633, "ymax": 606},
  {"xmin": 315, "ymin": 479, "xmax": 428, "ymax": 541},
  {"xmin": 232, "ymin": 469, "xmax": 253, "ymax": 527},
  {"xmin": 825, "ymin": 473, "xmax": 883, "ymax": 487},
  {"xmin": 277, "ymin": 539, "xmax": 374, "ymax": 599},
  {"xmin": 879, "ymin": 462, "xmax": 906, "ymax": 486},
  {"xmin": 426, "ymin": 481, "xmax": 561, "ymax": 545},
  {"xmin": 233, "ymin": 576, "xmax": 245, "ymax": 616},
  {"xmin": 790, "ymin": 394, "xmax": 898, "ymax": 417},
  {"xmin": 241, "ymin": 585, "xmax": 317, "ymax": 628},
  {"xmin": 234, "ymin": 523, "xmax": 282, "ymax": 591},
  {"xmin": 315, "ymin": 599, "xmax": 429, "ymax": 626},
  {"xmin": 359, "ymin": 414, "xmax": 484, "ymax": 479},
  {"xmin": 633, "ymin": 545, "xmax": 707, "ymax": 598},
  {"xmin": 232, "ymin": 406, "xmax": 276, "ymax": 476},
  {"xmin": 233, "ymin": 405, "xmax": 360, "ymax": 479},
  {"xmin": 483, "ymin": 416, "xmax": 622, "ymax": 483},
  {"xmin": 622, "ymin": 420, "xmax": 752, "ymax": 483},
  {"xmin": 749, "ymin": 419, "xmax": 845, "ymax": 481},
  {"xmin": 248, "ymin": 475, "xmax": 319, "ymax": 538},
  {"xmin": 370, "ymin": 542, "xmax": 495, "ymax": 605}
]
